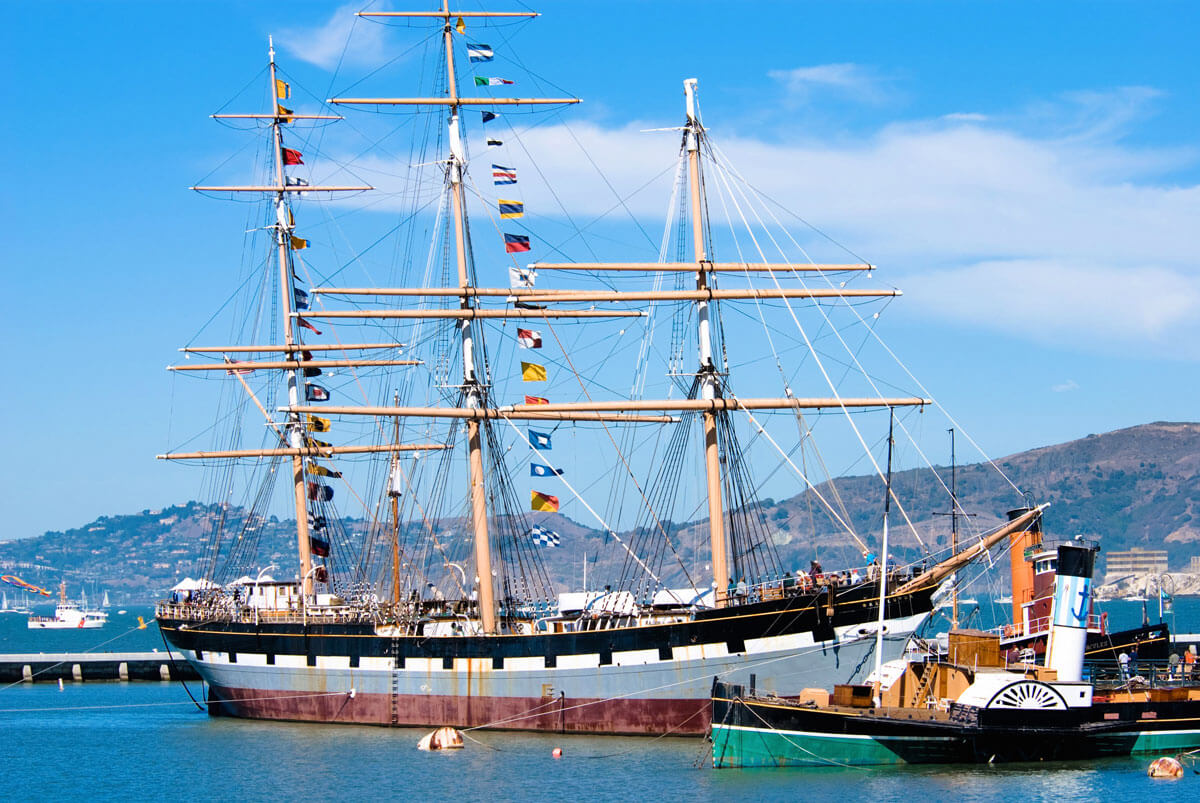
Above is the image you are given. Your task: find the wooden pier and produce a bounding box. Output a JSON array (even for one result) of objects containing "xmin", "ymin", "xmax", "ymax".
[{"xmin": 0, "ymin": 651, "xmax": 200, "ymax": 683}]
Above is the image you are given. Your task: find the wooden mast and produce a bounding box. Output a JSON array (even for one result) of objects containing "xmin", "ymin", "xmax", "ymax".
[
  {"xmin": 332, "ymin": 4, "xmax": 579, "ymax": 635},
  {"xmin": 389, "ymin": 394, "xmax": 403, "ymax": 607},
  {"xmin": 441, "ymin": 4, "xmax": 499, "ymax": 636},
  {"xmin": 267, "ymin": 39, "xmax": 314, "ymax": 599},
  {"xmin": 684, "ymin": 79, "xmax": 729, "ymax": 605}
]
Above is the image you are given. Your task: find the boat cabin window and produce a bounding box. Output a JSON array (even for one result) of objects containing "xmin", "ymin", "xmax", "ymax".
[{"xmin": 1034, "ymin": 558, "xmax": 1057, "ymax": 574}]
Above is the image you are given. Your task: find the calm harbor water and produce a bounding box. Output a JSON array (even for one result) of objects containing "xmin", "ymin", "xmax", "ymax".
[{"xmin": 0, "ymin": 598, "xmax": 1194, "ymax": 800}]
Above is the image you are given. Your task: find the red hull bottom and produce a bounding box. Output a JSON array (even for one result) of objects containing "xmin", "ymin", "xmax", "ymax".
[{"xmin": 208, "ymin": 685, "xmax": 711, "ymax": 736}]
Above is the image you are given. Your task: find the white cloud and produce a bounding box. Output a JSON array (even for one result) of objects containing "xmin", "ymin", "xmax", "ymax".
[
  {"xmin": 279, "ymin": 3, "xmax": 390, "ymax": 69},
  {"xmin": 313, "ymin": 87, "xmax": 1200, "ymax": 356},
  {"xmin": 899, "ymin": 260, "xmax": 1200, "ymax": 351},
  {"xmin": 768, "ymin": 63, "xmax": 889, "ymax": 104},
  {"xmin": 1052, "ymin": 380, "xmax": 1079, "ymax": 393}
]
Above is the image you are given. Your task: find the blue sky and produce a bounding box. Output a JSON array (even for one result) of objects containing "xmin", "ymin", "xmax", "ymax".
[{"xmin": 4, "ymin": 1, "xmax": 1200, "ymax": 541}]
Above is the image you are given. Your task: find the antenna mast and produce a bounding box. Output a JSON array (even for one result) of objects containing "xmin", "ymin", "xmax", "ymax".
[
  {"xmin": 872, "ymin": 411, "xmax": 895, "ymax": 708},
  {"xmin": 949, "ymin": 427, "xmax": 959, "ymax": 629}
]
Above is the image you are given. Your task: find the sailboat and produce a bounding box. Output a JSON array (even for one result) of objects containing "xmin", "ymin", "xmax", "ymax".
[{"xmin": 155, "ymin": 4, "xmax": 1045, "ymax": 735}]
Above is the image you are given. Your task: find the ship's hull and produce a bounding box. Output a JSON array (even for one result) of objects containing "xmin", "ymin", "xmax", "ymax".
[
  {"xmin": 159, "ymin": 583, "xmax": 934, "ymax": 735},
  {"xmin": 711, "ymin": 681, "xmax": 1200, "ymax": 767}
]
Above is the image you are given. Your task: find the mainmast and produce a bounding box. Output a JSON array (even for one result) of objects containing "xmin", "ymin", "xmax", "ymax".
[
  {"xmin": 439, "ymin": 9, "xmax": 498, "ymax": 636},
  {"xmin": 333, "ymin": 3, "xmax": 576, "ymax": 634},
  {"xmin": 683, "ymin": 79, "xmax": 729, "ymax": 603}
]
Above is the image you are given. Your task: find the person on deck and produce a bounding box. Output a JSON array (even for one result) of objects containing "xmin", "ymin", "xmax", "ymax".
[{"xmin": 1118, "ymin": 650, "xmax": 1130, "ymax": 681}]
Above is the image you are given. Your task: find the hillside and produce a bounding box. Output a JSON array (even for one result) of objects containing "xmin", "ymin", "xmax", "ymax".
[{"xmin": 2, "ymin": 422, "xmax": 1198, "ymax": 602}]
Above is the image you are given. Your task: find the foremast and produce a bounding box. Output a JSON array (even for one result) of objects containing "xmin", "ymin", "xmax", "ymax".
[{"xmin": 266, "ymin": 41, "xmax": 315, "ymax": 597}]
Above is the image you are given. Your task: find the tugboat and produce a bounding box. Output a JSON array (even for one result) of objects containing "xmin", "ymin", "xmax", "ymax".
[{"xmin": 711, "ymin": 539, "xmax": 1200, "ymax": 767}]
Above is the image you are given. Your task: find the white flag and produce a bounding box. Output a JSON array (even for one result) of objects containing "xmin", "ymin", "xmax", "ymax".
[{"xmin": 509, "ymin": 266, "xmax": 536, "ymax": 288}]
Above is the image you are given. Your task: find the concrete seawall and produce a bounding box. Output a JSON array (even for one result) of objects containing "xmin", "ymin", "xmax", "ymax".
[{"xmin": 0, "ymin": 651, "xmax": 200, "ymax": 683}]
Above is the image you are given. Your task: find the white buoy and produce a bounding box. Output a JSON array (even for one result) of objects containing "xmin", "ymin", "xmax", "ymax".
[
  {"xmin": 417, "ymin": 726, "xmax": 464, "ymax": 751},
  {"xmin": 1148, "ymin": 756, "xmax": 1184, "ymax": 779},
  {"xmin": 57, "ymin": 678, "xmax": 63, "ymax": 691}
]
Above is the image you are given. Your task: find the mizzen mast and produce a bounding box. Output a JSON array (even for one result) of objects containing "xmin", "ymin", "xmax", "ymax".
[{"xmin": 683, "ymin": 78, "xmax": 730, "ymax": 604}]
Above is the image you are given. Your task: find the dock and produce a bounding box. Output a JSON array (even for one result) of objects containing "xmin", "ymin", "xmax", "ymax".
[{"xmin": 0, "ymin": 651, "xmax": 200, "ymax": 683}]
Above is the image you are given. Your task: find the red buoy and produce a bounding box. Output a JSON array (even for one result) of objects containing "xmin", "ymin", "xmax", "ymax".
[{"xmin": 551, "ymin": 747, "xmax": 563, "ymax": 758}]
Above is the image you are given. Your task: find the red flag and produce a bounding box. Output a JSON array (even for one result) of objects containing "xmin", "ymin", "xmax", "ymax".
[
  {"xmin": 504, "ymin": 233, "xmax": 530, "ymax": 253},
  {"xmin": 297, "ymin": 316, "xmax": 322, "ymax": 335},
  {"xmin": 524, "ymin": 395, "xmax": 549, "ymax": 405},
  {"xmin": 307, "ymin": 482, "xmax": 334, "ymax": 501},
  {"xmin": 282, "ymin": 147, "xmax": 304, "ymax": 165}
]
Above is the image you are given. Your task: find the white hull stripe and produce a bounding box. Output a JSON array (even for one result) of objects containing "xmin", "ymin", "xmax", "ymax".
[{"xmin": 712, "ymin": 722, "xmax": 960, "ymax": 742}]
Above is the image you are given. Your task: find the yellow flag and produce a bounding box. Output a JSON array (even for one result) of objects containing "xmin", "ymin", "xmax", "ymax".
[
  {"xmin": 288, "ymin": 209, "xmax": 295, "ymax": 227},
  {"xmin": 307, "ymin": 461, "xmax": 342, "ymax": 478},
  {"xmin": 277, "ymin": 103, "xmax": 293, "ymax": 122},
  {"xmin": 307, "ymin": 414, "xmax": 331, "ymax": 432},
  {"xmin": 455, "ymin": 16, "xmax": 466, "ymax": 34},
  {"xmin": 521, "ymin": 361, "xmax": 547, "ymax": 382},
  {"xmin": 291, "ymin": 235, "xmax": 308, "ymax": 250},
  {"xmin": 531, "ymin": 490, "xmax": 559, "ymax": 512},
  {"xmin": 275, "ymin": 78, "xmax": 290, "ymax": 99}
]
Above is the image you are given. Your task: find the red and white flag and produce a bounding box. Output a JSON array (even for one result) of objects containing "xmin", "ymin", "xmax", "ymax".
[{"xmin": 517, "ymin": 328, "xmax": 542, "ymax": 349}]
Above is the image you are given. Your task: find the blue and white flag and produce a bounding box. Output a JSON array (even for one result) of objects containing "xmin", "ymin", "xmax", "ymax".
[
  {"xmin": 529, "ymin": 525, "xmax": 560, "ymax": 547},
  {"xmin": 531, "ymin": 463, "xmax": 563, "ymax": 478},
  {"xmin": 467, "ymin": 43, "xmax": 494, "ymax": 62},
  {"xmin": 529, "ymin": 429, "xmax": 552, "ymax": 450}
]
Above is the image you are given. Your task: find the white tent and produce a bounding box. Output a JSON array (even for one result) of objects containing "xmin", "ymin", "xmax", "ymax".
[{"xmin": 652, "ymin": 587, "xmax": 714, "ymax": 609}]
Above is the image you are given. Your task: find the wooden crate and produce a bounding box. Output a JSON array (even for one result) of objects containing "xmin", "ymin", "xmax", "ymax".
[
  {"xmin": 948, "ymin": 628, "xmax": 1002, "ymax": 668},
  {"xmin": 832, "ymin": 684, "xmax": 874, "ymax": 708}
]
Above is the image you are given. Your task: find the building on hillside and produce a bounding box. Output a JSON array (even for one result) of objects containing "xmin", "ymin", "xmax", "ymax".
[
  {"xmin": 1104, "ymin": 547, "xmax": 1168, "ymax": 582},
  {"xmin": 1189, "ymin": 555, "xmax": 1200, "ymax": 575}
]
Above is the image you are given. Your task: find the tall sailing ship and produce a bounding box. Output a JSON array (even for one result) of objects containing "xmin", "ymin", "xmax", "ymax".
[{"xmin": 156, "ymin": 4, "xmax": 1046, "ymax": 734}]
